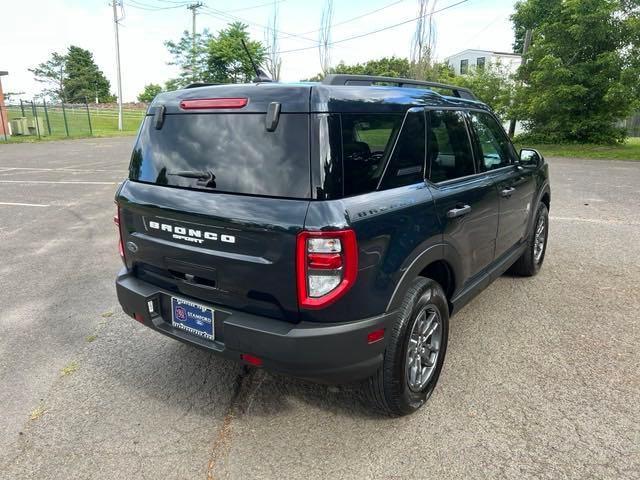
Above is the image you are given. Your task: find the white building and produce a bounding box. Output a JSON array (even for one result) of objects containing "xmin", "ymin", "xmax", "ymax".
[{"xmin": 445, "ymin": 49, "xmax": 522, "ymax": 75}]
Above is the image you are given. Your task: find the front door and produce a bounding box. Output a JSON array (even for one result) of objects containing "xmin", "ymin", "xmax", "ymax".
[
  {"xmin": 467, "ymin": 111, "xmax": 537, "ymax": 259},
  {"xmin": 426, "ymin": 109, "xmax": 500, "ymax": 284}
]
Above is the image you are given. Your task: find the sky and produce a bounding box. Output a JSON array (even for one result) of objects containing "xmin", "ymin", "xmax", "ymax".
[{"xmin": 1, "ymin": 0, "xmax": 518, "ymax": 102}]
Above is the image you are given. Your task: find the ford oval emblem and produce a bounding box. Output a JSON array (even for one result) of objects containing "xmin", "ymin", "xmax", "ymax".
[{"xmin": 126, "ymin": 241, "xmax": 139, "ymax": 253}]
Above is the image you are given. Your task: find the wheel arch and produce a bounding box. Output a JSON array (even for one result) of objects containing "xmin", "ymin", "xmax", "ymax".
[{"xmin": 386, "ymin": 244, "xmax": 461, "ymax": 313}]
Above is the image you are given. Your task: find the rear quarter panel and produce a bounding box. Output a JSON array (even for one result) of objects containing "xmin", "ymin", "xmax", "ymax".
[{"xmin": 303, "ymin": 182, "xmax": 442, "ymax": 322}]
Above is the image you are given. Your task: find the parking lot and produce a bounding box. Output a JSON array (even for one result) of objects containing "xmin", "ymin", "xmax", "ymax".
[{"xmin": 0, "ymin": 137, "xmax": 638, "ymax": 479}]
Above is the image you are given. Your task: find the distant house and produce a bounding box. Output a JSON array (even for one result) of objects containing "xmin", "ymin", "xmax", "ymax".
[{"xmin": 444, "ymin": 49, "xmax": 522, "ymax": 75}]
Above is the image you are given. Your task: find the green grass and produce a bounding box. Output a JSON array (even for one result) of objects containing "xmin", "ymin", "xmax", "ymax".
[
  {"xmin": 2, "ymin": 105, "xmax": 143, "ymax": 143},
  {"xmin": 518, "ymin": 137, "xmax": 640, "ymax": 161}
]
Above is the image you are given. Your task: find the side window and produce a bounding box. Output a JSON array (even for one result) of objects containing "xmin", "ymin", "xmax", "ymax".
[
  {"xmin": 341, "ymin": 114, "xmax": 403, "ymax": 196},
  {"xmin": 469, "ymin": 111, "xmax": 513, "ymax": 171},
  {"xmin": 427, "ymin": 110, "xmax": 476, "ymax": 183},
  {"xmin": 379, "ymin": 109, "xmax": 426, "ymax": 190}
]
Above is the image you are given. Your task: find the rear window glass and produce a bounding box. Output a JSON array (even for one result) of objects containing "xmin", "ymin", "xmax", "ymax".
[
  {"xmin": 129, "ymin": 113, "xmax": 310, "ymax": 198},
  {"xmin": 340, "ymin": 114, "xmax": 403, "ymax": 196}
]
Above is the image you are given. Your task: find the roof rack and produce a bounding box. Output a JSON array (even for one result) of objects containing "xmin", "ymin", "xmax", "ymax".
[{"xmin": 321, "ymin": 74, "xmax": 477, "ymax": 101}]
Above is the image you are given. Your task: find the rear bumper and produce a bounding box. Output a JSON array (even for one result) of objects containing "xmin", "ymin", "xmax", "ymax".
[{"xmin": 115, "ymin": 268, "xmax": 394, "ymax": 384}]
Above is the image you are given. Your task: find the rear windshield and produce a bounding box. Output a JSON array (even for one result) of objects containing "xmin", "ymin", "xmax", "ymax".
[{"xmin": 129, "ymin": 113, "xmax": 310, "ymax": 198}]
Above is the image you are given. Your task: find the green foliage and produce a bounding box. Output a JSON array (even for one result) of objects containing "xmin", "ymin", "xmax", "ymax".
[
  {"xmin": 453, "ymin": 64, "xmax": 516, "ymax": 119},
  {"xmin": 137, "ymin": 83, "xmax": 163, "ymax": 103},
  {"xmin": 29, "ymin": 46, "xmax": 113, "ymax": 102},
  {"xmin": 63, "ymin": 46, "xmax": 113, "ymax": 103},
  {"xmin": 165, "ymin": 23, "xmax": 266, "ymax": 86},
  {"xmin": 206, "ymin": 22, "xmax": 266, "ymax": 83},
  {"xmin": 165, "ymin": 29, "xmax": 212, "ymax": 88},
  {"xmin": 29, "ymin": 52, "xmax": 66, "ymax": 100},
  {"xmin": 512, "ymin": 0, "xmax": 640, "ymax": 144}
]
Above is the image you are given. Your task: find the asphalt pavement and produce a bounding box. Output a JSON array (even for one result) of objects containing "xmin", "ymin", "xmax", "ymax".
[{"xmin": 0, "ymin": 137, "xmax": 638, "ymax": 479}]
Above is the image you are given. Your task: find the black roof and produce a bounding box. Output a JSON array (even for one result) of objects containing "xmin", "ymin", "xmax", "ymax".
[{"xmin": 151, "ymin": 76, "xmax": 487, "ymax": 115}]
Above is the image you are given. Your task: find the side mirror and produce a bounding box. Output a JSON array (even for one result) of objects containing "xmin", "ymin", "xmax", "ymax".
[{"xmin": 519, "ymin": 148, "xmax": 543, "ymax": 167}]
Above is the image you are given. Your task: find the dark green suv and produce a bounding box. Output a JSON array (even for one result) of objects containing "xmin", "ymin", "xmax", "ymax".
[{"xmin": 115, "ymin": 74, "xmax": 550, "ymax": 415}]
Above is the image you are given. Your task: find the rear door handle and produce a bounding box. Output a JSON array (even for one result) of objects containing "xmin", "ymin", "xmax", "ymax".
[
  {"xmin": 447, "ymin": 204, "xmax": 472, "ymax": 218},
  {"xmin": 501, "ymin": 187, "xmax": 516, "ymax": 198}
]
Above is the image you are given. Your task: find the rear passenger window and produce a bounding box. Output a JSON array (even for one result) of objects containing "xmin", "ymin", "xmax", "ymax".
[
  {"xmin": 379, "ymin": 109, "xmax": 426, "ymax": 190},
  {"xmin": 427, "ymin": 110, "xmax": 475, "ymax": 183},
  {"xmin": 340, "ymin": 114, "xmax": 403, "ymax": 196},
  {"xmin": 469, "ymin": 111, "xmax": 513, "ymax": 171}
]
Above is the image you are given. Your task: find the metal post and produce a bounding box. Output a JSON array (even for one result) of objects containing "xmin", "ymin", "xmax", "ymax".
[
  {"xmin": 509, "ymin": 29, "xmax": 533, "ymax": 138},
  {"xmin": 112, "ymin": 0, "xmax": 123, "ymax": 131},
  {"xmin": 1, "ymin": 106, "xmax": 7, "ymax": 142},
  {"xmin": 20, "ymin": 99, "xmax": 25, "ymax": 116},
  {"xmin": 32, "ymin": 100, "xmax": 41, "ymax": 140},
  {"xmin": 84, "ymin": 97, "xmax": 93, "ymax": 136},
  {"xmin": 43, "ymin": 99, "xmax": 51, "ymax": 135},
  {"xmin": 187, "ymin": 3, "xmax": 204, "ymax": 81},
  {"xmin": 61, "ymin": 101, "xmax": 70, "ymax": 136}
]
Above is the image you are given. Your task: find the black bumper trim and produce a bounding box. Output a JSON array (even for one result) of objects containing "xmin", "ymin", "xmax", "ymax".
[{"xmin": 116, "ymin": 268, "xmax": 395, "ymax": 383}]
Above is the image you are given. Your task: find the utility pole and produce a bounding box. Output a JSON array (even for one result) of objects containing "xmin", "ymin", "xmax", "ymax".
[
  {"xmin": 508, "ymin": 28, "xmax": 532, "ymax": 138},
  {"xmin": 112, "ymin": 0, "xmax": 123, "ymax": 131},
  {"xmin": 187, "ymin": 3, "xmax": 204, "ymax": 82}
]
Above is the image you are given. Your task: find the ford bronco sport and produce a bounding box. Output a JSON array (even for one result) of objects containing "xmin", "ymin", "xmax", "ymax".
[{"xmin": 115, "ymin": 74, "xmax": 550, "ymax": 416}]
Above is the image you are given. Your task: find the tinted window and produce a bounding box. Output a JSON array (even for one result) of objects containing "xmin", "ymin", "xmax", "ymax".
[
  {"xmin": 469, "ymin": 111, "xmax": 513, "ymax": 171},
  {"xmin": 340, "ymin": 113, "xmax": 403, "ymax": 196},
  {"xmin": 427, "ymin": 110, "xmax": 475, "ymax": 183},
  {"xmin": 129, "ymin": 113, "xmax": 310, "ymax": 198},
  {"xmin": 379, "ymin": 109, "xmax": 426, "ymax": 190}
]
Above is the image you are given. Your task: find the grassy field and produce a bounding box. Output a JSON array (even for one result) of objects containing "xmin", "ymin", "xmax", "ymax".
[
  {"xmin": 2, "ymin": 105, "xmax": 144, "ymax": 143},
  {"xmin": 522, "ymin": 138, "xmax": 640, "ymax": 161}
]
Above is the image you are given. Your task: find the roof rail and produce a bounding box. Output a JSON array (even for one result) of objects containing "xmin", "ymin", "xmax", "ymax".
[{"xmin": 321, "ymin": 74, "xmax": 477, "ymax": 100}]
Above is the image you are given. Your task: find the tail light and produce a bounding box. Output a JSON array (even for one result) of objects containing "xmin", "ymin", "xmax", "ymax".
[
  {"xmin": 296, "ymin": 230, "xmax": 358, "ymax": 309},
  {"xmin": 114, "ymin": 205, "xmax": 125, "ymax": 263}
]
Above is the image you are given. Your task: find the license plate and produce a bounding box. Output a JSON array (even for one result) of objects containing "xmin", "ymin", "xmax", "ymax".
[{"xmin": 171, "ymin": 297, "xmax": 214, "ymax": 341}]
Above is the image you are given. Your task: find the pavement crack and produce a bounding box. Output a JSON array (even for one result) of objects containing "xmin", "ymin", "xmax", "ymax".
[{"xmin": 205, "ymin": 366, "xmax": 257, "ymax": 480}]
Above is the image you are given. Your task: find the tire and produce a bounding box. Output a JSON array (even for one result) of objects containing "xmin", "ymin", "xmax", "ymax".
[
  {"xmin": 510, "ymin": 203, "xmax": 549, "ymax": 277},
  {"xmin": 366, "ymin": 277, "xmax": 449, "ymax": 416}
]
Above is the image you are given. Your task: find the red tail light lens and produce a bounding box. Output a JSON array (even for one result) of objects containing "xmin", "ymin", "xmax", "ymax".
[
  {"xmin": 114, "ymin": 206, "xmax": 125, "ymax": 263},
  {"xmin": 179, "ymin": 98, "xmax": 248, "ymax": 110},
  {"xmin": 296, "ymin": 230, "xmax": 358, "ymax": 309}
]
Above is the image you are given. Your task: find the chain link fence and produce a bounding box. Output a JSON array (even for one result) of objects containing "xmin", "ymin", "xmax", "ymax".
[{"xmin": 0, "ymin": 99, "xmax": 146, "ymax": 142}]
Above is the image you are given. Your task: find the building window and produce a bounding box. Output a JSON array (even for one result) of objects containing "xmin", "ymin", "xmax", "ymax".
[
  {"xmin": 477, "ymin": 57, "xmax": 486, "ymax": 70},
  {"xmin": 460, "ymin": 59, "xmax": 469, "ymax": 74}
]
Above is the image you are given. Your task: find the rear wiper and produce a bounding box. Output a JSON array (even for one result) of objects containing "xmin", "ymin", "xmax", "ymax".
[{"xmin": 167, "ymin": 170, "xmax": 216, "ymax": 188}]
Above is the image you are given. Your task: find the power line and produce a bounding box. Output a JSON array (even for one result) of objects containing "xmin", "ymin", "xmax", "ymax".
[
  {"xmin": 277, "ymin": 0, "xmax": 472, "ymax": 54},
  {"xmin": 126, "ymin": 0, "xmax": 189, "ymax": 11},
  {"xmin": 227, "ymin": 0, "xmax": 287, "ymax": 13},
  {"xmin": 280, "ymin": 0, "xmax": 405, "ymax": 39},
  {"xmin": 201, "ymin": 6, "xmax": 319, "ymax": 43}
]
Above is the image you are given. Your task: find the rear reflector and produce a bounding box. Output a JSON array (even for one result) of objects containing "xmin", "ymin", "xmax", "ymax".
[
  {"xmin": 114, "ymin": 205, "xmax": 125, "ymax": 263},
  {"xmin": 134, "ymin": 313, "xmax": 144, "ymax": 323},
  {"xmin": 179, "ymin": 98, "xmax": 248, "ymax": 110},
  {"xmin": 241, "ymin": 354, "xmax": 263, "ymax": 367},
  {"xmin": 367, "ymin": 328, "xmax": 385, "ymax": 344}
]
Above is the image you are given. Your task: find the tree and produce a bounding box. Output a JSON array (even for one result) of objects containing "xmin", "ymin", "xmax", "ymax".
[
  {"xmin": 138, "ymin": 83, "xmax": 163, "ymax": 103},
  {"xmin": 165, "ymin": 29, "xmax": 212, "ymax": 87},
  {"xmin": 63, "ymin": 46, "xmax": 113, "ymax": 103},
  {"xmin": 319, "ymin": 0, "xmax": 334, "ymax": 76},
  {"xmin": 206, "ymin": 22, "xmax": 266, "ymax": 83},
  {"xmin": 454, "ymin": 64, "xmax": 516, "ymax": 119},
  {"xmin": 410, "ymin": 0, "xmax": 438, "ymax": 79},
  {"xmin": 30, "ymin": 47, "xmax": 113, "ymax": 102},
  {"xmin": 29, "ymin": 52, "xmax": 66, "ymax": 100},
  {"xmin": 264, "ymin": 0, "xmax": 282, "ymax": 81},
  {"xmin": 512, "ymin": 0, "xmax": 640, "ymax": 143}
]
